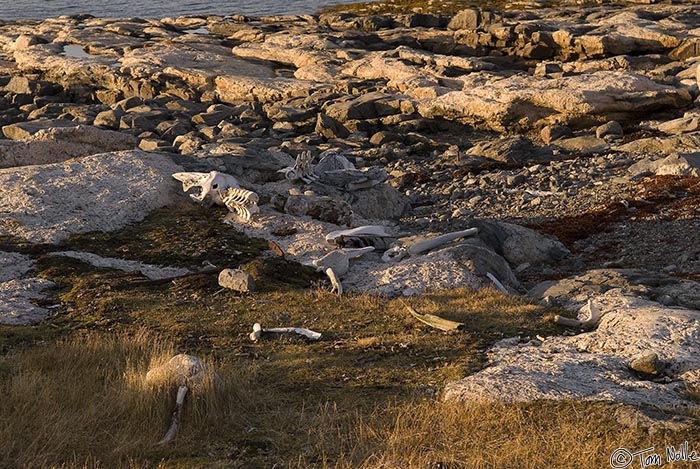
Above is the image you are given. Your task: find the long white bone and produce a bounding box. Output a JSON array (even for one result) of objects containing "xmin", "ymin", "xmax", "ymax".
[
  {"xmin": 249, "ymin": 322, "xmax": 322, "ymax": 342},
  {"xmin": 555, "ymin": 300, "xmax": 602, "ymax": 328},
  {"xmin": 172, "ymin": 171, "xmax": 240, "ymax": 206},
  {"xmin": 382, "ymin": 228, "xmax": 479, "ymax": 263}
]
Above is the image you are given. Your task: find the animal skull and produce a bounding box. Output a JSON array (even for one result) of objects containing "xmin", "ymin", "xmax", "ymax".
[{"xmin": 172, "ymin": 171, "xmax": 240, "ymax": 206}]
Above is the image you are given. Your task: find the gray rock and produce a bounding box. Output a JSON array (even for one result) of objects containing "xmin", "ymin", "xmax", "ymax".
[
  {"xmin": 218, "ymin": 268, "xmax": 256, "ymax": 293},
  {"xmin": 540, "ymin": 124, "xmax": 572, "ymax": 144},
  {"xmin": 528, "ymin": 269, "xmax": 700, "ymax": 311},
  {"xmin": 596, "ymin": 120, "xmax": 624, "ymax": 140},
  {"xmin": 2, "ymin": 119, "xmax": 77, "ymax": 140},
  {"xmin": 0, "ymin": 124, "xmax": 138, "ymax": 168},
  {"xmin": 346, "ymin": 184, "xmax": 409, "ymax": 220},
  {"xmin": 466, "ymin": 136, "xmax": 554, "ymax": 165},
  {"xmin": 552, "ymin": 135, "xmax": 609, "ymax": 154},
  {"xmin": 94, "ymin": 108, "xmax": 126, "ymax": 128},
  {"xmin": 0, "ymin": 278, "xmax": 56, "ymax": 326},
  {"xmin": 473, "ymin": 220, "xmax": 570, "ymax": 266},
  {"xmin": 284, "ymin": 194, "xmax": 353, "ymax": 225},
  {"xmin": 324, "ymin": 92, "xmax": 402, "ymax": 122},
  {"xmin": 315, "ymin": 112, "xmax": 350, "ymax": 139},
  {"xmin": 444, "ymin": 289, "xmax": 700, "ymax": 414},
  {"xmin": 447, "ymin": 8, "xmax": 501, "ymax": 30},
  {"xmin": 628, "ymin": 152, "xmax": 700, "ymax": 178},
  {"xmin": 629, "ymin": 352, "xmax": 661, "ymax": 376},
  {"xmin": 658, "ymin": 115, "xmax": 700, "ymax": 134}
]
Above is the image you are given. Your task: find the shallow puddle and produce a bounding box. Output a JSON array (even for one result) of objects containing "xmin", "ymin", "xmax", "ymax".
[{"xmin": 61, "ymin": 44, "xmax": 90, "ymax": 58}]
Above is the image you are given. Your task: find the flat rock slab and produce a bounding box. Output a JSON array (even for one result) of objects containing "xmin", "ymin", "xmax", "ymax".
[
  {"xmin": 444, "ymin": 289, "xmax": 700, "ymax": 415},
  {"xmin": 0, "ymin": 278, "xmax": 56, "ymax": 325},
  {"xmin": 0, "ymin": 251, "xmax": 34, "ymax": 282},
  {"xmin": 0, "ymin": 150, "xmax": 183, "ymax": 243},
  {"xmin": 0, "ymin": 125, "xmax": 138, "ymax": 168},
  {"xmin": 49, "ymin": 251, "xmax": 191, "ymax": 280},
  {"xmin": 418, "ymin": 71, "xmax": 691, "ymax": 131}
]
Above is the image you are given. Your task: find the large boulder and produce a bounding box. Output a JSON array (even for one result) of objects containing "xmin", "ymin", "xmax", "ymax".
[
  {"xmin": 0, "ymin": 150, "xmax": 183, "ymax": 243},
  {"xmin": 472, "ymin": 220, "xmax": 570, "ymax": 266}
]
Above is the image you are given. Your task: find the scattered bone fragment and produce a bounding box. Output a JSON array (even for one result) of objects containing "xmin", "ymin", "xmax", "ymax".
[
  {"xmin": 311, "ymin": 247, "xmax": 375, "ymax": 276},
  {"xmin": 554, "ymin": 299, "xmax": 602, "ymax": 328},
  {"xmin": 325, "ymin": 267, "xmax": 343, "ymax": 295},
  {"xmin": 249, "ymin": 322, "xmax": 322, "ymax": 342},
  {"xmin": 403, "ymin": 302, "xmax": 464, "ymax": 332},
  {"xmin": 173, "ymin": 171, "xmax": 259, "ymax": 222},
  {"xmin": 217, "ymin": 187, "xmax": 260, "ymax": 221}
]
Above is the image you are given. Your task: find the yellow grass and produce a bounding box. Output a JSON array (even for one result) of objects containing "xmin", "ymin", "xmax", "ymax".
[{"xmin": 1, "ymin": 329, "xmax": 697, "ymax": 468}]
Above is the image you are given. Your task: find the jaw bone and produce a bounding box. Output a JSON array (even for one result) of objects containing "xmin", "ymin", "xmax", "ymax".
[{"xmin": 172, "ymin": 171, "xmax": 240, "ymax": 206}]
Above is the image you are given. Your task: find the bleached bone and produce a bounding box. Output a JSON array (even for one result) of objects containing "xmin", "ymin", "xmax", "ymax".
[
  {"xmin": 158, "ymin": 385, "xmax": 188, "ymax": 445},
  {"xmin": 325, "ymin": 267, "xmax": 343, "ymax": 295},
  {"xmin": 382, "ymin": 228, "xmax": 480, "ymax": 263},
  {"xmin": 249, "ymin": 322, "xmax": 322, "ymax": 342},
  {"xmin": 381, "ymin": 245, "xmax": 409, "ymax": 263},
  {"xmin": 325, "ymin": 225, "xmax": 395, "ymax": 249},
  {"xmin": 486, "ymin": 272, "xmax": 509, "ymax": 294},
  {"xmin": 406, "ymin": 228, "xmax": 479, "ymax": 255},
  {"xmin": 555, "ymin": 300, "xmax": 602, "ymax": 328},
  {"xmin": 278, "ymin": 151, "xmax": 318, "ymax": 184},
  {"xmin": 172, "ymin": 171, "xmax": 240, "ymax": 206},
  {"xmin": 311, "ymin": 247, "xmax": 375, "ymax": 276},
  {"xmin": 217, "ymin": 187, "xmax": 260, "ymax": 222},
  {"xmin": 146, "ymin": 354, "xmax": 219, "ymax": 445}
]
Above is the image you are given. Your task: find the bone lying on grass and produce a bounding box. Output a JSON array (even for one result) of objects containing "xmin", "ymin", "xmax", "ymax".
[
  {"xmin": 146, "ymin": 354, "xmax": 220, "ymax": 445},
  {"xmin": 554, "ymin": 299, "xmax": 602, "ymax": 328},
  {"xmin": 249, "ymin": 322, "xmax": 322, "ymax": 342},
  {"xmin": 403, "ymin": 301, "xmax": 465, "ymax": 332}
]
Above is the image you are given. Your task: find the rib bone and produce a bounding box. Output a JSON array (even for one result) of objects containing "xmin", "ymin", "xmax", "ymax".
[{"xmin": 217, "ymin": 187, "xmax": 260, "ymax": 222}]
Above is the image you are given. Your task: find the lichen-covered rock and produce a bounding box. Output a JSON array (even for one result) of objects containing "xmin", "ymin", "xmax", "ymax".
[
  {"xmin": 444, "ymin": 289, "xmax": 700, "ymax": 415},
  {"xmin": 0, "ymin": 150, "xmax": 183, "ymax": 243},
  {"xmin": 218, "ymin": 268, "xmax": 256, "ymax": 293}
]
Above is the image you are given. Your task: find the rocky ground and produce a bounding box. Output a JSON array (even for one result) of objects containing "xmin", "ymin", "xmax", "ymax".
[{"xmin": 2, "ymin": 2, "xmax": 700, "ymax": 429}]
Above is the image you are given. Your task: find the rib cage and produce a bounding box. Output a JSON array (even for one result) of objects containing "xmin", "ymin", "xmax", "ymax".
[
  {"xmin": 217, "ymin": 187, "xmax": 260, "ymax": 222},
  {"xmin": 285, "ymin": 151, "xmax": 318, "ymax": 183}
]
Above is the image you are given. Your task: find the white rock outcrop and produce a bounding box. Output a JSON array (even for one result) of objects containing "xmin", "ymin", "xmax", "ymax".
[
  {"xmin": 0, "ymin": 150, "xmax": 183, "ymax": 243},
  {"xmin": 444, "ymin": 289, "xmax": 700, "ymax": 415}
]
